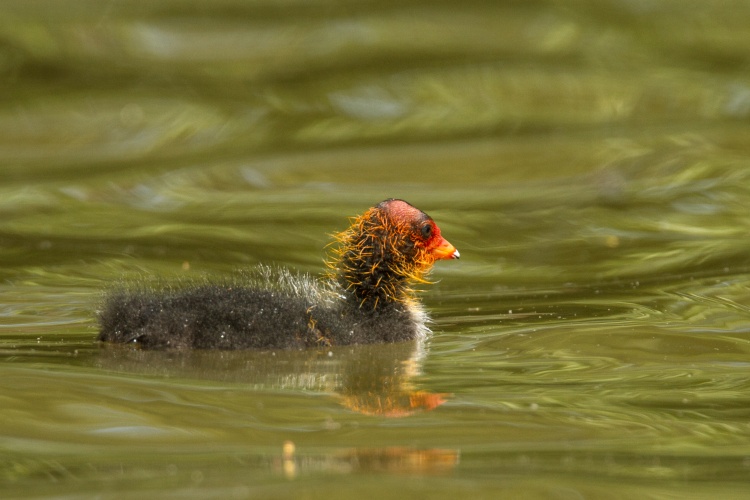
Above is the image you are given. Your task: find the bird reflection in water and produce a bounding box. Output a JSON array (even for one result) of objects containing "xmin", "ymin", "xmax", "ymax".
[
  {"xmin": 96, "ymin": 339, "xmax": 450, "ymax": 418},
  {"xmin": 277, "ymin": 440, "xmax": 459, "ymax": 479}
]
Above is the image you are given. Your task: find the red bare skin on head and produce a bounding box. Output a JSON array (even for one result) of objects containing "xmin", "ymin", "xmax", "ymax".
[
  {"xmin": 379, "ymin": 199, "xmax": 426, "ymax": 224},
  {"xmin": 378, "ymin": 199, "xmax": 459, "ymax": 261}
]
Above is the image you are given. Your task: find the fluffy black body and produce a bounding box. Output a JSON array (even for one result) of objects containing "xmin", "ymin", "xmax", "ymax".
[{"xmin": 97, "ymin": 274, "xmax": 422, "ymax": 350}]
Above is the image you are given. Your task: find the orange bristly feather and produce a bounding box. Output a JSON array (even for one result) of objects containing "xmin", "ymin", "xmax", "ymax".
[{"xmin": 325, "ymin": 207, "xmax": 438, "ymax": 308}]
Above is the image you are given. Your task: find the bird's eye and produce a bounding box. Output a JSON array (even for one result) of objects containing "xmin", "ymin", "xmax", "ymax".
[{"xmin": 420, "ymin": 223, "xmax": 433, "ymax": 239}]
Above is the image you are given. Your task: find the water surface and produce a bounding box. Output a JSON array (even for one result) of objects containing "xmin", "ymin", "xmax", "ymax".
[{"xmin": 2, "ymin": 1, "xmax": 750, "ymax": 498}]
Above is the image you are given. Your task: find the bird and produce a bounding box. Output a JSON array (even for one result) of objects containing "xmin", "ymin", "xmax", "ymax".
[{"xmin": 97, "ymin": 199, "xmax": 459, "ymax": 350}]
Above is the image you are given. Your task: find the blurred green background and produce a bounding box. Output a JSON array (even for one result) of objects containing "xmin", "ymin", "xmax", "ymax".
[{"xmin": 2, "ymin": 1, "xmax": 750, "ymax": 498}]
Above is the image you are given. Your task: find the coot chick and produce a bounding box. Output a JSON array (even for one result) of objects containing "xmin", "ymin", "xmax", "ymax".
[{"xmin": 98, "ymin": 199, "xmax": 459, "ymax": 350}]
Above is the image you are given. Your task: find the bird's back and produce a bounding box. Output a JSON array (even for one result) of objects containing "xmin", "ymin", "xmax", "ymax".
[
  {"xmin": 98, "ymin": 271, "xmax": 426, "ymax": 350},
  {"xmin": 98, "ymin": 285, "xmax": 316, "ymax": 349}
]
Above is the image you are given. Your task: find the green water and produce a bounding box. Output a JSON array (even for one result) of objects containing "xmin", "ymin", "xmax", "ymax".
[{"xmin": 2, "ymin": 1, "xmax": 750, "ymax": 498}]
